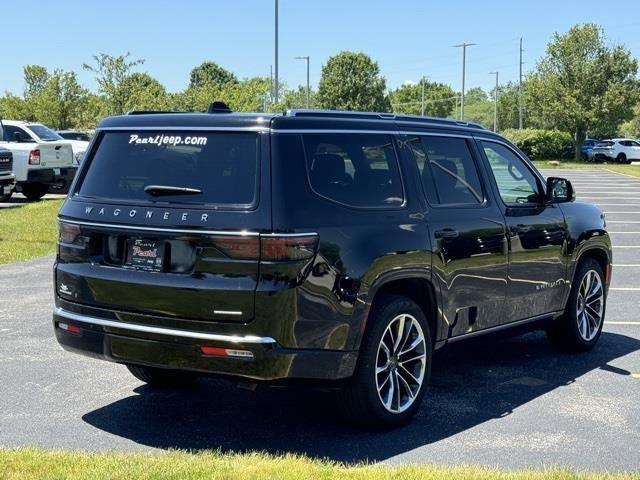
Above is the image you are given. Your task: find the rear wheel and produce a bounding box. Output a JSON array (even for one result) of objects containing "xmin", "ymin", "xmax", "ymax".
[
  {"xmin": 547, "ymin": 258, "xmax": 605, "ymax": 352},
  {"xmin": 616, "ymin": 153, "xmax": 628, "ymax": 164},
  {"xmin": 338, "ymin": 295, "xmax": 432, "ymax": 428},
  {"xmin": 126, "ymin": 364, "xmax": 199, "ymax": 388},
  {"xmin": 21, "ymin": 183, "xmax": 48, "ymax": 202}
]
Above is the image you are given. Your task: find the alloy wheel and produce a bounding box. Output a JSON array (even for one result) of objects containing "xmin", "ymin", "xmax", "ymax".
[
  {"xmin": 375, "ymin": 313, "xmax": 427, "ymax": 413},
  {"xmin": 576, "ymin": 269, "xmax": 604, "ymax": 342}
]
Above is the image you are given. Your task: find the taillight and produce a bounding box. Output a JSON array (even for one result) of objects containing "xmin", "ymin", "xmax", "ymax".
[
  {"xmin": 260, "ymin": 234, "xmax": 318, "ymax": 261},
  {"xmin": 28, "ymin": 149, "xmax": 41, "ymax": 165},
  {"xmin": 59, "ymin": 221, "xmax": 81, "ymax": 244},
  {"xmin": 214, "ymin": 236, "xmax": 260, "ymax": 260}
]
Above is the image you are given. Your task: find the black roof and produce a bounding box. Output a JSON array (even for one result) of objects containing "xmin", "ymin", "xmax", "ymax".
[{"xmin": 98, "ymin": 105, "xmax": 490, "ymax": 136}]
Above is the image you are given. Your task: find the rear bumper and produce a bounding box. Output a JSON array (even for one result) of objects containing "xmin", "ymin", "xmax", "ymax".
[
  {"xmin": 53, "ymin": 305, "xmax": 358, "ymax": 382},
  {"xmin": 22, "ymin": 167, "xmax": 77, "ymax": 185}
]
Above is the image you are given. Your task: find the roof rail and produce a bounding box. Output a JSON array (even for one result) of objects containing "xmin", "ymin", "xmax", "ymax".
[
  {"xmin": 125, "ymin": 110, "xmax": 178, "ymax": 115},
  {"xmin": 286, "ymin": 109, "xmax": 486, "ymax": 130}
]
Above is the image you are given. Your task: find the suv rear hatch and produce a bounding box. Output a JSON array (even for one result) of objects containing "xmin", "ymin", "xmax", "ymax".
[{"xmin": 56, "ymin": 128, "xmax": 272, "ymax": 323}]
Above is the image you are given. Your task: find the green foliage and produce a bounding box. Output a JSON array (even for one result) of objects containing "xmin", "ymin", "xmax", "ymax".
[
  {"xmin": 618, "ymin": 103, "xmax": 640, "ymax": 138},
  {"xmin": 276, "ymin": 85, "xmax": 316, "ymax": 110},
  {"xmin": 388, "ymin": 80, "xmax": 456, "ymax": 117},
  {"xmin": 121, "ymin": 72, "xmax": 169, "ymax": 112},
  {"xmin": 189, "ymin": 61, "xmax": 237, "ymax": 89},
  {"xmin": 503, "ymin": 128, "xmax": 572, "ymax": 160},
  {"xmin": 317, "ymin": 51, "xmax": 389, "ymax": 111},
  {"xmin": 82, "ymin": 52, "xmax": 145, "ymax": 115},
  {"xmin": 31, "ymin": 70, "xmax": 88, "ymax": 129},
  {"xmin": 23, "ymin": 65, "xmax": 49, "ymax": 99},
  {"xmin": 525, "ymin": 23, "xmax": 640, "ymax": 159}
]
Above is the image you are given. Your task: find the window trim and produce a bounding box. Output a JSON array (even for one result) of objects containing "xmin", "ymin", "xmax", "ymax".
[
  {"xmin": 407, "ymin": 134, "xmax": 489, "ymax": 209},
  {"xmin": 300, "ymin": 132, "xmax": 407, "ymax": 211},
  {"xmin": 72, "ymin": 129, "xmax": 262, "ymax": 211},
  {"xmin": 477, "ymin": 139, "xmax": 546, "ymax": 210}
]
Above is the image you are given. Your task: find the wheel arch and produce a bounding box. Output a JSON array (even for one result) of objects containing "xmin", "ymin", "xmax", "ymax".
[
  {"xmin": 357, "ymin": 271, "xmax": 440, "ymax": 351},
  {"xmin": 576, "ymin": 247, "xmax": 611, "ymax": 285}
]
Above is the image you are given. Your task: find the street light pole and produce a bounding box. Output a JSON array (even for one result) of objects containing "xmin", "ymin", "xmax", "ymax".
[
  {"xmin": 453, "ymin": 42, "xmax": 476, "ymax": 121},
  {"xmin": 274, "ymin": 0, "xmax": 279, "ymax": 104},
  {"xmin": 295, "ymin": 56, "xmax": 310, "ymax": 108},
  {"xmin": 489, "ymin": 71, "xmax": 499, "ymax": 132}
]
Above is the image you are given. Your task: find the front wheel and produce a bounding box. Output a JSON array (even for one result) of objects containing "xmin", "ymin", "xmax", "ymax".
[
  {"xmin": 547, "ymin": 258, "xmax": 606, "ymax": 352},
  {"xmin": 126, "ymin": 364, "xmax": 199, "ymax": 388},
  {"xmin": 338, "ymin": 295, "xmax": 432, "ymax": 428}
]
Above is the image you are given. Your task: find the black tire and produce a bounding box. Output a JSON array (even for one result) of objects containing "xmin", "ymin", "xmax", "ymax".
[
  {"xmin": 21, "ymin": 184, "xmax": 48, "ymax": 202},
  {"xmin": 338, "ymin": 295, "xmax": 432, "ymax": 429},
  {"xmin": 616, "ymin": 153, "xmax": 627, "ymax": 164},
  {"xmin": 547, "ymin": 258, "xmax": 606, "ymax": 352},
  {"xmin": 0, "ymin": 190, "xmax": 12, "ymax": 202},
  {"xmin": 581, "ymin": 152, "xmax": 588, "ymax": 162},
  {"xmin": 126, "ymin": 364, "xmax": 198, "ymax": 388}
]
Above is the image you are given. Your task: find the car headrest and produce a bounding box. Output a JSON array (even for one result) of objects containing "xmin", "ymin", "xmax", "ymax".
[{"xmin": 311, "ymin": 153, "xmax": 347, "ymax": 184}]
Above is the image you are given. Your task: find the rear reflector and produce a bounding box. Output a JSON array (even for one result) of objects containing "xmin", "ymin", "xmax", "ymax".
[
  {"xmin": 58, "ymin": 322, "xmax": 81, "ymax": 335},
  {"xmin": 260, "ymin": 234, "xmax": 318, "ymax": 261},
  {"xmin": 200, "ymin": 345, "xmax": 254, "ymax": 359}
]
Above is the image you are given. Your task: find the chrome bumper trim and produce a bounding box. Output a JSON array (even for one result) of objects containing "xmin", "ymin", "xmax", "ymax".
[{"xmin": 53, "ymin": 307, "xmax": 276, "ymax": 344}]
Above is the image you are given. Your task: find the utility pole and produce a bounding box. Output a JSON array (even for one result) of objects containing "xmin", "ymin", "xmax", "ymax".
[
  {"xmin": 421, "ymin": 76, "xmax": 427, "ymax": 116},
  {"xmin": 519, "ymin": 37, "xmax": 524, "ymax": 129},
  {"xmin": 489, "ymin": 71, "xmax": 499, "ymax": 132},
  {"xmin": 295, "ymin": 56, "xmax": 310, "ymax": 108},
  {"xmin": 274, "ymin": 0, "xmax": 279, "ymax": 104},
  {"xmin": 453, "ymin": 43, "xmax": 476, "ymax": 121}
]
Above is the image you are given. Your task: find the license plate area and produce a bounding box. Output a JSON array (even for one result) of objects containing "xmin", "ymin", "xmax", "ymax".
[{"xmin": 124, "ymin": 238, "xmax": 165, "ymax": 272}]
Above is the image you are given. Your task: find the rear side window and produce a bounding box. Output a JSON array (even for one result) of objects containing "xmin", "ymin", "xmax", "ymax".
[
  {"xmin": 77, "ymin": 131, "xmax": 258, "ymax": 207},
  {"xmin": 302, "ymin": 133, "xmax": 404, "ymax": 208},
  {"xmin": 408, "ymin": 136, "xmax": 483, "ymax": 205}
]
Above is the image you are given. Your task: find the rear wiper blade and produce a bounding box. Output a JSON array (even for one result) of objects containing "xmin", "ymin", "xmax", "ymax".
[{"xmin": 144, "ymin": 185, "xmax": 202, "ymax": 196}]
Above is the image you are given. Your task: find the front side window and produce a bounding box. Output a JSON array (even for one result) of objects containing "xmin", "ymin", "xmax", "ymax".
[
  {"xmin": 302, "ymin": 133, "xmax": 403, "ymax": 208},
  {"xmin": 482, "ymin": 141, "xmax": 541, "ymax": 206},
  {"xmin": 78, "ymin": 131, "xmax": 259, "ymax": 206},
  {"xmin": 2, "ymin": 125, "xmax": 35, "ymax": 143}
]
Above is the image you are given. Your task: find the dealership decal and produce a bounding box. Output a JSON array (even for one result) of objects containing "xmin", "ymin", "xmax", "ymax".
[{"xmin": 128, "ymin": 134, "xmax": 207, "ymax": 147}]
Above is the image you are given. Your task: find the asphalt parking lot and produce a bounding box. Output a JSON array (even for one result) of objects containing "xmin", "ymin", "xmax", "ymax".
[{"xmin": 0, "ymin": 168, "xmax": 638, "ymax": 471}]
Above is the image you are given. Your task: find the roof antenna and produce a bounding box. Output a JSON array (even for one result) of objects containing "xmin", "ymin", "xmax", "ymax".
[{"xmin": 207, "ymin": 101, "xmax": 232, "ymax": 114}]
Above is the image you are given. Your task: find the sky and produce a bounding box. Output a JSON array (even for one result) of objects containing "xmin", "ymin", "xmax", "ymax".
[{"xmin": 1, "ymin": 0, "xmax": 640, "ymax": 97}]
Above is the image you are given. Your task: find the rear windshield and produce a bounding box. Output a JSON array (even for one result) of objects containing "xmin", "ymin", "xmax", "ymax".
[
  {"xmin": 27, "ymin": 124, "xmax": 63, "ymax": 142},
  {"xmin": 77, "ymin": 131, "xmax": 258, "ymax": 206},
  {"xmin": 596, "ymin": 141, "xmax": 614, "ymax": 147}
]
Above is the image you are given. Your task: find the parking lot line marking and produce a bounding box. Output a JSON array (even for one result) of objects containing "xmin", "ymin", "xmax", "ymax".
[
  {"xmin": 607, "ymin": 220, "xmax": 640, "ymax": 223},
  {"xmin": 608, "ymin": 231, "xmax": 640, "ymax": 233},
  {"xmin": 612, "ymin": 246, "xmax": 640, "ymax": 248},
  {"xmin": 613, "ymin": 264, "xmax": 640, "ymax": 267},
  {"xmin": 609, "ymin": 287, "xmax": 640, "ymax": 291},
  {"xmin": 605, "ymin": 321, "xmax": 640, "ymax": 325},
  {"xmin": 631, "ymin": 373, "xmax": 640, "ymax": 379}
]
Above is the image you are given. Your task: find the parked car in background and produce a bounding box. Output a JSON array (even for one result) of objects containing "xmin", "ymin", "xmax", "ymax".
[
  {"xmin": 0, "ymin": 120, "xmax": 75, "ymax": 201},
  {"xmin": 581, "ymin": 138, "xmax": 600, "ymax": 161},
  {"xmin": 591, "ymin": 139, "xmax": 640, "ymax": 164},
  {"xmin": 53, "ymin": 104, "xmax": 612, "ymax": 428},
  {"xmin": 0, "ymin": 146, "xmax": 15, "ymax": 201},
  {"xmin": 57, "ymin": 130, "xmax": 92, "ymax": 142}
]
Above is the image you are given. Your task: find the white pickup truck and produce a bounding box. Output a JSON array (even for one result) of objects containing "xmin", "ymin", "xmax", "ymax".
[
  {"xmin": 0, "ymin": 120, "xmax": 76, "ymax": 201},
  {"xmin": 0, "ymin": 147, "xmax": 15, "ymax": 201}
]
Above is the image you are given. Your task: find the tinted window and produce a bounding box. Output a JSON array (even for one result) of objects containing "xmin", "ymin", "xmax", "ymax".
[
  {"xmin": 596, "ymin": 141, "xmax": 614, "ymax": 147},
  {"xmin": 59, "ymin": 131, "xmax": 91, "ymax": 141},
  {"xmin": 410, "ymin": 136, "xmax": 483, "ymax": 205},
  {"xmin": 302, "ymin": 133, "xmax": 403, "ymax": 208},
  {"xmin": 27, "ymin": 124, "xmax": 63, "ymax": 141},
  {"xmin": 2, "ymin": 125, "xmax": 35, "ymax": 142},
  {"xmin": 482, "ymin": 142, "xmax": 541, "ymax": 206},
  {"xmin": 78, "ymin": 131, "xmax": 258, "ymax": 206}
]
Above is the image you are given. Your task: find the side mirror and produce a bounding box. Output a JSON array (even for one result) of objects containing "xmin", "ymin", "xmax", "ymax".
[{"xmin": 546, "ymin": 177, "xmax": 575, "ymax": 203}]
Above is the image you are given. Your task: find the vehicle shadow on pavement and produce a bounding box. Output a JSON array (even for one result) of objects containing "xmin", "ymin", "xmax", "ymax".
[{"xmin": 82, "ymin": 331, "xmax": 639, "ymax": 462}]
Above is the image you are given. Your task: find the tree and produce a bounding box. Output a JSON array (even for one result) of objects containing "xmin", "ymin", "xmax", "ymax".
[
  {"xmin": 0, "ymin": 94, "xmax": 31, "ymax": 121},
  {"xmin": 619, "ymin": 104, "xmax": 640, "ymax": 138},
  {"xmin": 276, "ymin": 85, "xmax": 316, "ymax": 110},
  {"xmin": 189, "ymin": 61, "xmax": 237, "ymax": 89},
  {"xmin": 121, "ymin": 72, "xmax": 169, "ymax": 111},
  {"xmin": 82, "ymin": 52, "xmax": 145, "ymax": 114},
  {"xmin": 317, "ymin": 51, "xmax": 389, "ymax": 111},
  {"xmin": 32, "ymin": 70, "xmax": 88, "ymax": 129},
  {"xmin": 388, "ymin": 80, "xmax": 457, "ymax": 117},
  {"xmin": 525, "ymin": 24, "xmax": 639, "ymax": 159},
  {"xmin": 23, "ymin": 65, "xmax": 49, "ymax": 99}
]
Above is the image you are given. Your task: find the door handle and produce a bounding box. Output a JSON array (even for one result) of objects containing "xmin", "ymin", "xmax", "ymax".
[{"xmin": 434, "ymin": 228, "xmax": 459, "ymax": 239}]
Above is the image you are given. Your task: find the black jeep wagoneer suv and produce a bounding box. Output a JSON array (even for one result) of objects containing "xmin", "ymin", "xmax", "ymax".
[{"xmin": 54, "ymin": 105, "xmax": 611, "ymax": 427}]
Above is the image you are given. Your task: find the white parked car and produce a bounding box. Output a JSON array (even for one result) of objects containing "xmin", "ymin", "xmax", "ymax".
[
  {"xmin": 56, "ymin": 130, "xmax": 91, "ymax": 164},
  {"xmin": 0, "ymin": 120, "xmax": 75, "ymax": 201},
  {"xmin": 591, "ymin": 138, "xmax": 640, "ymax": 164}
]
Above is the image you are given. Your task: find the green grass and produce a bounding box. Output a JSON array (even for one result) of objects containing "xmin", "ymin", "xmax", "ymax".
[
  {"xmin": 532, "ymin": 160, "xmax": 640, "ymax": 178},
  {"xmin": 0, "ymin": 199, "xmax": 63, "ymax": 264},
  {"xmin": 0, "ymin": 448, "xmax": 637, "ymax": 480}
]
